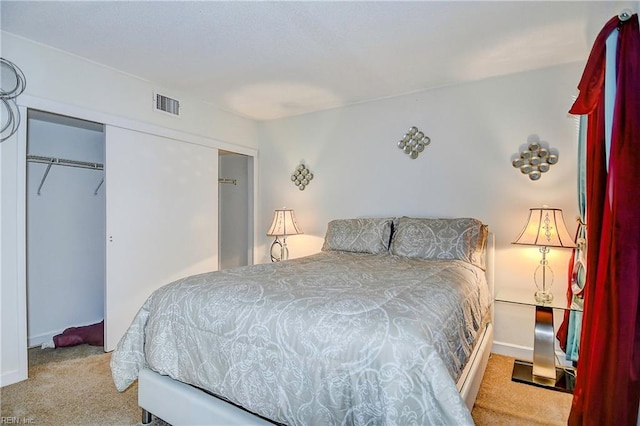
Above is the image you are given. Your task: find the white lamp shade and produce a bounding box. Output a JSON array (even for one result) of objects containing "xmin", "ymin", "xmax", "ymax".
[
  {"xmin": 512, "ymin": 207, "xmax": 576, "ymax": 248},
  {"xmin": 267, "ymin": 209, "xmax": 303, "ymax": 237}
]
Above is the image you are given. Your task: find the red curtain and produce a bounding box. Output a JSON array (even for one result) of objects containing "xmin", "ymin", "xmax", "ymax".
[{"xmin": 568, "ymin": 15, "xmax": 640, "ymax": 425}]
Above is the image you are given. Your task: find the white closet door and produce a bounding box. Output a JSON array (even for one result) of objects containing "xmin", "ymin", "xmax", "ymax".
[{"xmin": 105, "ymin": 126, "xmax": 218, "ymax": 351}]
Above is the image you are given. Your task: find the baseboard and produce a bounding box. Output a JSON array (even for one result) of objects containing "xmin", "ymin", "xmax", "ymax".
[
  {"xmin": 492, "ymin": 340, "xmax": 532, "ymax": 360},
  {"xmin": 492, "ymin": 341, "xmax": 573, "ymax": 367},
  {"xmin": 0, "ymin": 368, "xmax": 28, "ymax": 388},
  {"xmin": 27, "ymin": 330, "xmax": 61, "ymax": 348}
]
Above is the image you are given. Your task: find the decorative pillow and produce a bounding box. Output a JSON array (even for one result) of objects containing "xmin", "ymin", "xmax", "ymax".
[
  {"xmin": 321, "ymin": 218, "xmax": 393, "ymax": 254},
  {"xmin": 390, "ymin": 217, "xmax": 488, "ymax": 269}
]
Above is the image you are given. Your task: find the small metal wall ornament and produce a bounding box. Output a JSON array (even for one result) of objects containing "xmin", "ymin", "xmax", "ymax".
[
  {"xmin": 397, "ymin": 126, "xmax": 431, "ymax": 159},
  {"xmin": 1, "ymin": 58, "xmax": 27, "ymax": 143},
  {"xmin": 291, "ymin": 162, "xmax": 313, "ymax": 190},
  {"xmin": 511, "ymin": 136, "xmax": 558, "ymax": 181}
]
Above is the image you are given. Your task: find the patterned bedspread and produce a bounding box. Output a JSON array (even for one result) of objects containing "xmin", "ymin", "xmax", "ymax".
[{"xmin": 111, "ymin": 251, "xmax": 490, "ymax": 425}]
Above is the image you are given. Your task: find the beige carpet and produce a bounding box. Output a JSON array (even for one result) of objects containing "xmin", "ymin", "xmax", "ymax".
[
  {"xmin": 1, "ymin": 347, "xmax": 571, "ymax": 425},
  {"xmin": 472, "ymin": 354, "xmax": 573, "ymax": 425},
  {"xmin": 1, "ymin": 345, "xmax": 140, "ymax": 425}
]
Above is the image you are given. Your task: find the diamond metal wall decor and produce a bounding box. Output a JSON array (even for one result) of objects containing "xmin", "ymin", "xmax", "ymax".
[
  {"xmin": 397, "ymin": 126, "xmax": 431, "ymax": 159},
  {"xmin": 511, "ymin": 138, "xmax": 558, "ymax": 181},
  {"xmin": 291, "ymin": 163, "xmax": 313, "ymax": 190}
]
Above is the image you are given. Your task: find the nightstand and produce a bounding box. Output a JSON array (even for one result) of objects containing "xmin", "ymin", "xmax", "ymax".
[{"xmin": 496, "ymin": 289, "xmax": 581, "ymax": 394}]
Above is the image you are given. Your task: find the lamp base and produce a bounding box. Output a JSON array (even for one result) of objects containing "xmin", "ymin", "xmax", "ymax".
[
  {"xmin": 533, "ymin": 246, "xmax": 554, "ymax": 304},
  {"xmin": 512, "ymin": 360, "xmax": 575, "ymax": 394},
  {"xmin": 269, "ymin": 237, "xmax": 289, "ymax": 262},
  {"xmin": 534, "ymin": 290, "xmax": 553, "ymax": 303}
]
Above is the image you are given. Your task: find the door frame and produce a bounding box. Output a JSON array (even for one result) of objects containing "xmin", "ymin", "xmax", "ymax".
[{"xmin": 1, "ymin": 94, "xmax": 258, "ymax": 386}]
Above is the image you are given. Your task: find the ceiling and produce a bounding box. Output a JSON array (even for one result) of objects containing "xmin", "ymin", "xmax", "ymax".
[{"xmin": 1, "ymin": 1, "xmax": 636, "ymax": 121}]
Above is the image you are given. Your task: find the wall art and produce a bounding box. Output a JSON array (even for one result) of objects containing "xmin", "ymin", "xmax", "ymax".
[
  {"xmin": 511, "ymin": 136, "xmax": 558, "ymax": 181},
  {"xmin": 291, "ymin": 162, "xmax": 313, "ymax": 190},
  {"xmin": 397, "ymin": 126, "xmax": 431, "ymax": 159}
]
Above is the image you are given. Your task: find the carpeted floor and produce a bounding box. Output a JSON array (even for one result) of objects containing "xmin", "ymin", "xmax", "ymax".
[
  {"xmin": 0, "ymin": 347, "xmax": 572, "ymax": 425},
  {"xmin": 1, "ymin": 345, "xmax": 140, "ymax": 425},
  {"xmin": 472, "ymin": 354, "xmax": 573, "ymax": 425}
]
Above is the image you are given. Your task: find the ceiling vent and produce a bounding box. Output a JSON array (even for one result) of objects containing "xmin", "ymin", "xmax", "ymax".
[{"xmin": 154, "ymin": 92, "xmax": 180, "ymax": 117}]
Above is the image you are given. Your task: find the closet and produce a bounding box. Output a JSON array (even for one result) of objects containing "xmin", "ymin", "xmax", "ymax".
[
  {"xmin": 219, "ymin": 151, "xmax": 253, "ymax": 270},
  {"xmin": 18, "ymin": 106, "xmax": 256, "ymax": 357},
  {"xmin": 26, "ymin": 110, "xmax": 105, "ymax": 348},
  {"xmin": 3, "ymin": 99, "xmax": 259, "ymax": 385}
]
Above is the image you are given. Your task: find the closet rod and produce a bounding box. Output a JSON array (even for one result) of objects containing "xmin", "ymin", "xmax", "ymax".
[
  {"xmin": 27, "ymin": 155, "xmax": 104, "ymax": 196},
  {"xmin": 219, "ymin": 178, "xmax": 237, "ymax": 185},
  {"xmin": 27, "ymin": 154, "xmax": 104, "ymax": 170}
]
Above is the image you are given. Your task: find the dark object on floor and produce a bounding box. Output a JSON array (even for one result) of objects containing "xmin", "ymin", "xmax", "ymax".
[{"xmin": 53, "ymin": 320, "xmax": 104, "ymax": 347}]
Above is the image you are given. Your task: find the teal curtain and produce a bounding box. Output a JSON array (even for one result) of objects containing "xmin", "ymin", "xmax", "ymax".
[
  {"xmin": 564, "ymin": 27, "xmax": 617, "ymax": 363},
  {"xmin": 565, "ymin": 114, "xmax": 586, "ymax": 362}
]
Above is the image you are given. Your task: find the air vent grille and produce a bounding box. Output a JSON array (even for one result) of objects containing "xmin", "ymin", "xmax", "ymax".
[{"xmin": 154, "ymin": 93, "xmax": 180, "ymax": 116}]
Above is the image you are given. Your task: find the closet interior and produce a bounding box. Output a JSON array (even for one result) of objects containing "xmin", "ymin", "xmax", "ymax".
[
  {"xmin": 26, "ymin": 110, "xmax": 105, "ymax": 348},
  {"xmin": 218, "ymin": 151, "xmax": 253, "ymax": 270}
]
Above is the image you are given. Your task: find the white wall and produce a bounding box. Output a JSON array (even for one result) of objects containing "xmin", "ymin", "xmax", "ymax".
[
  {"xmin": 26, "ymin": 113, "xmax": 105, "ymax": 347},
  {"xmin": 1, "ymin": 125, "xmax": 28, "ymax": 386},
  {"xmin": 2, "ymin": 32, "xmax": 258, "ymax": 150},
  {"xmin": 257, "ymin": 62, "xmax": 583, "ymax": 358}
]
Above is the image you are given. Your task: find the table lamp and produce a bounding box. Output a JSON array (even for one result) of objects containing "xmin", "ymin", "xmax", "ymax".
[
  {"xmin": 512, "ymin": 207, "xmax": 576, "ymax": 303},
  {"xmin": 267, "ymin": 208, "xmax": 303, "ymax": 262}
]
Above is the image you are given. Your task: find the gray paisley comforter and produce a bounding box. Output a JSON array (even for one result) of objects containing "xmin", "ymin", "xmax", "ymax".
[{"xmin": 111, "ymin": 251, "xmax": 490, "ymax": 425}]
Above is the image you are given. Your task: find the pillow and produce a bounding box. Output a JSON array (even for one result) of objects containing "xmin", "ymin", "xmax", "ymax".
[
  {"xmin": 389, "ymin": 217, "xmax": 488, "ymax": 269},
  {"xmin": 321, "ymin": 218, "xmax": 393, "ymax": 254}
]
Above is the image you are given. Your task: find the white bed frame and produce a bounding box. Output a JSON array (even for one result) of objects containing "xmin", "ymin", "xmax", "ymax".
[{"xmin": 139, "ymin": 234, "xmax": 495, "ymax": 425}]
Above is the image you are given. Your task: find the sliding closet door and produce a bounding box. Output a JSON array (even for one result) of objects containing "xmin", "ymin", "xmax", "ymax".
[{"xmin": 104, "ymin": 126, "xmax": 218, "ymax": 351}]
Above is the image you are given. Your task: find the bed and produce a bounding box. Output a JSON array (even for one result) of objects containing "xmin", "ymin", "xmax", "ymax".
[{"xmin": 111, "ymin": 217, "xmax": 495, "ymax": 425}]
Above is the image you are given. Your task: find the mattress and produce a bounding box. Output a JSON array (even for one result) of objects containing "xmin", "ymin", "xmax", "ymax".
[{"xmin": 111, "ymin": 250, "xmax": 490, "ymax": 425}]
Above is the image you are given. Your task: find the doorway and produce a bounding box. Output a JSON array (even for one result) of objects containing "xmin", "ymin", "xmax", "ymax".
[
  {"xmin": 25, "ymin": 110, "xmax": 105, "ymax": 348},
  {"xmin": 218, "ymin": 151, "xmax": 253, "ymax": 270}
]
